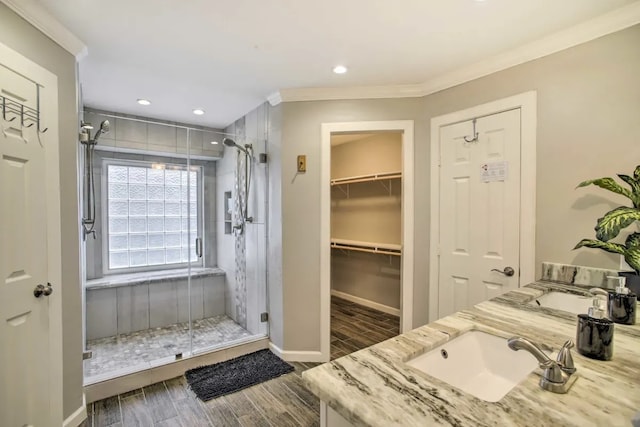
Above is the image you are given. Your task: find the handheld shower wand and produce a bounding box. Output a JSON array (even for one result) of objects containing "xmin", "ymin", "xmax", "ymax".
[
  {"xmin": 223, "ymin": 138, "xmax": 254, "ymax": 228},
  {"xmin": 223, "ymin": 138, "xmax": 251, "ymax": 156},
  {"xmin": 92, "ymin": 120, "xmax": 110, "ymax": 144},
  {"xmin": 81, "ymin": 119, "xmax": 110, "ymax": 239}
]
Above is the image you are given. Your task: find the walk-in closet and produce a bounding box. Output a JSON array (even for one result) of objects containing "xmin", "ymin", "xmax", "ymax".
[{"xmin": 329, "ymin": 131, "xmax": 402, "ymax": 359}]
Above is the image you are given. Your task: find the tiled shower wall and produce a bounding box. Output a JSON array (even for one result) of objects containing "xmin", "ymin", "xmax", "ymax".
[
  {"xmin": 217, "ymin": 103, "xmax": 270, "ymax": 336},
  {"xmin": 85, "ymin": 274, "xmax": 226, "ymax": 340},
  {"xmin": 82, "ymin": 109, "xmax": 223, "ymax": 279}
]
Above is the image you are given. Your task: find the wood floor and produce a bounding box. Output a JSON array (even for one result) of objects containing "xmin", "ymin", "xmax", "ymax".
[
  {"xmin": 85, "ymin": 297, "xmax": 399, "ymax": 427},
  {"xmin": 330, "ymin": 296, "xmax": 400, "ymax": 360},
  {"xmin": 83, "ymin": 362, "xmax": 320, "ymax": 427}
]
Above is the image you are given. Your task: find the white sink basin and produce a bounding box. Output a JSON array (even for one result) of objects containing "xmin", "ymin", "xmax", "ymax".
[
  {"xmin": 528, "ymin": 292, "xmax": 591, "ymax": 315},
  {"xmin": 405, "ymin": 330, "xmax": 540, "ymax": 402}
]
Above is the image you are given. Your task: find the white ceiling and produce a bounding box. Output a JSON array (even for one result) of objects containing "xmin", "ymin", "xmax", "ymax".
[{"xmin": 37, "ymin": 0, "xmax": 637, "ymax": 128}]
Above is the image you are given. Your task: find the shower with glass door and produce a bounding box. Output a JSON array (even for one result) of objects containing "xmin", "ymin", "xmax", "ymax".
[{"xmin": 79, "ymin": 109, "xmax": 269, "ymax": 383}]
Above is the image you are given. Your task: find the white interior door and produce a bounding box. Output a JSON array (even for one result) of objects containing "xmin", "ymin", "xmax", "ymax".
[
  {"xmin": 438, "ymin": 109, "xmax": 521, "ymax": 318},
  {"xmin": 0, "ymin": 50, "xmax": 60, "ymax": 427}
]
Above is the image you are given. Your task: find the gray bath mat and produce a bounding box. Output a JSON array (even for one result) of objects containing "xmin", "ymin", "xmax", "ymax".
[{"xmin": 185, "ymin": 349, "xmax": 294, "ymax": 401}]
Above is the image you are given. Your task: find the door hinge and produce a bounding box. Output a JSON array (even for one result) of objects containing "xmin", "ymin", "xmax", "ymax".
[
  {"xmin": 83, "ymin": 351, "xmax": 93, "ymax": 360},
  {"xmin": 260, "ymin": 312, "xmax": 269, "ymax": 322}
]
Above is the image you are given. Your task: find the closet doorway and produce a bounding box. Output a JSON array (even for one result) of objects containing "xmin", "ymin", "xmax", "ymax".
[{"xmin": 320, "ymin": 121, "xmax": 414, "ymax": 362}]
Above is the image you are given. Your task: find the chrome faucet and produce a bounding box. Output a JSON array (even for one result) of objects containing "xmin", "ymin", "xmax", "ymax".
[{"xmin": 507, "ymin": 337, "xmax": 577, "ymax": 394}]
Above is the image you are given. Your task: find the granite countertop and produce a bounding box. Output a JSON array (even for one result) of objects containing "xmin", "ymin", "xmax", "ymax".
[{"xmin": 303, "ymin": 281, "xmax": 640, "ymax": 426}]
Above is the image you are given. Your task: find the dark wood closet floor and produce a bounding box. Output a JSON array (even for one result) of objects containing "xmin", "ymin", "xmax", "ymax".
[{"xmin": 330, "ymin": 296, "xmax": 400, "ymax": 360}]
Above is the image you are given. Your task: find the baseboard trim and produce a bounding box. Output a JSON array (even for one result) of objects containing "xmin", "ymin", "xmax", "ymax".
[
  {"xmin": 62, "ymin": 394, "xmax": 87, "ymax": 427},
  {"xmin": 85, "ymin": 337, "xmax": 269, "ymax": 403},
  {"xmin": 269, "ymin": 342, "xmax": 326, "ymax": 363},
  {"xmin": 331, "ymin": 290, "xmax": 400, "ymax": 316}
]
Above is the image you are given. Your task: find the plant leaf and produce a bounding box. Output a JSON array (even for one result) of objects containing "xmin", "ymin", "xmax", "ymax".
[
  {"xmin": 618, "ymin": 174, "xmax": 640, "ymax": 207},
  {"xmin": 624, "ymin": 247, "xmax": 640, "ymax": 274},
  {"xmin": 595, "ymin": 207, "xmax": 640, "ymax": 241},
  {"xmin": 626, "ymin": 232, "xmax": 640, "ymax": 249},
  {"xmin": 577, "ymin": 177, "xmax": 632, "ymax": 201},
  {"xmin": 573, "ymin": 239, "xmax": 626, "ymax": 254},
  {"xmin": 634, "ymin": 165, "xmax": 640, "ymax": 181}
]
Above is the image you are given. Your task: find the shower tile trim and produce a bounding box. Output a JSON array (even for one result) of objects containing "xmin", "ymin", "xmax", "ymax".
[
  {"xmin": 85, "ymin": 267, "xmax": 225, "ymax": 290},
  {"xmin": 541, "ymin": 262, "xmax": 621, "ymax": 288}
]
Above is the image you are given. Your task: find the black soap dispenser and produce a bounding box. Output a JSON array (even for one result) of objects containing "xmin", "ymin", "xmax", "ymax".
[
  {"xmin": 607, "ymin": 276, "xmax": 637, "ymax": 325},
  {"xmin": 576, "ymin": 295, "xmax": 614, "ymax": 361}
]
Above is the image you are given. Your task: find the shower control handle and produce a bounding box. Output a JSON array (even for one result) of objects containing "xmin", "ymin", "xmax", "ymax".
[
  {"xmin": 195, "ymin": 237, "xmax": 203, "ymax": 258},
  {"xmin": 34, "ymin": 282, "xmax": 53, "ymax": 298}
]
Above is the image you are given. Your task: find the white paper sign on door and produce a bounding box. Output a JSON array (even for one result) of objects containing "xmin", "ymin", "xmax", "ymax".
[{"xmin": 480, "ymin": 161, "xmax": 508, "ymax": 183}]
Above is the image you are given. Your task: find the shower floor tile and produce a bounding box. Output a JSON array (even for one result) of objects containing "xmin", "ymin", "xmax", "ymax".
[{"xmin": 84, "ymin": 315, "xmax": 255, "ymax": 382}]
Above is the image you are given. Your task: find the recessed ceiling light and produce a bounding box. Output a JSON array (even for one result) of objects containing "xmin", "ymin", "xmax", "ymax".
[
  {"xmin": 333, "ymin": 65, "xmax": 348, "ymax": 74},
  {"xmin": 193, "ymin": 109, "xmax": 205, "ymax": 115},
  {"xmin": 210, "ymin": 141, "xmax": 218, "ymax": 145},
  {"xmin": 137, "ymin": 99, "xmax": 151, "ymax": 106}
]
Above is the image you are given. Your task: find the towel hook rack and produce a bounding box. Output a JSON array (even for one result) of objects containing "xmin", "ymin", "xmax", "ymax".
[
  {"xmin": 463, "ymin": 118, "xmax": 478, "ymax": 143},
  {"xmin": 0, "ymin": 83, "xmax": 48, "ymax": 135}
]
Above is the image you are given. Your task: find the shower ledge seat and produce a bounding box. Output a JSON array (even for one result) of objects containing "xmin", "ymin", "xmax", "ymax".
[
  {"xmin": 84, "ymin": 267, "xmax": 228, "ymax": 340},
  {"xmin": 85, "ymin": 267, "xmax": 225, "ymax": 289}
]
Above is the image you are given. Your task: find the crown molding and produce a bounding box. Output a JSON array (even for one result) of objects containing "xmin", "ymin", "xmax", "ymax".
[
  {"xmin": 266, "ymin": 91, "xmax": 282, "ymax": 106},
  {"xmin": 274, "ymin": 2, "xmax": 640, "ymax": 104},
  {"xmin": 2, "ymin": 0, "xmax": 87, "ymax": 59},
  {"xmin": 276, "ymin": 83, "xmax": 424, "ymax": 105}
]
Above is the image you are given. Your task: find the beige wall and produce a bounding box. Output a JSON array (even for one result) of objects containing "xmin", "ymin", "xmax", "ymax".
[
  {"xmin": 331, "ymin": 133, "xmax": 402, "ymax": 179},
  {"xmin": 279, "ymin": 24, "xmax": 640, "ymax": 352},
  {"xmin": 281, "ymin": 98, "xmax": 426, "ymax": 350},
  {"xmin": 422, "ymin": 24, "xmax": 640, "ymax": 272},
  {"xmin": 0, "ymin": 3, "xmax": 83, "ymax": 419}
]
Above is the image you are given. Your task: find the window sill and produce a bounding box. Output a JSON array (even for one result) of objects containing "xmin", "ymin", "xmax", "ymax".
[{"xmin": 85, "ymin": 267, "xmax": 225, "ymax": 290}]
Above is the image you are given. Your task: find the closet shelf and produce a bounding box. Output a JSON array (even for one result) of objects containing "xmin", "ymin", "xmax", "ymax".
[
  {"xmin": 331, "ymin": 171, "xmax": 401, "ymax": 186},
  {"xmin": 330, "ymin": 238, "xmax": 402, "ymax": 256}
]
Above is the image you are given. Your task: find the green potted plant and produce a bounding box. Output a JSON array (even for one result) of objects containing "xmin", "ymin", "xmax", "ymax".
[{"xmin": 573, "ymin": 165, "xmax": 640, "ymax": 294}]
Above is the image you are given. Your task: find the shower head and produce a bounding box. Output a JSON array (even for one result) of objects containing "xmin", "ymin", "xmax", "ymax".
[
  {"xmin": 223, "ymin": 138, "xmax": 250, "ymax": 155},
  {"xmin": 223, "ymin": 138, "xmax": 239, "ymax": 148},
  {"xmin": 93, "ymin": 120, "xmax": 110, "ymax": 143}
]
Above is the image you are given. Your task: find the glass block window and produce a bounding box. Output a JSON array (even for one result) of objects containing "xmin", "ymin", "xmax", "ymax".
[{"xmin": 105, "ymin": 161, "xmax": 201, "ymax": 271}]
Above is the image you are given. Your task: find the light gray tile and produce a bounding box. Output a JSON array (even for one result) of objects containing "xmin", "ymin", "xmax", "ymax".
[
  {"xmin": 147, "ymin": 123, "xmax": 177, "ymax": 147},
  {"xmin": 204, "ymin": 276, "xmax": 226, "ymax": 317},
  {"xmin": 177, "ymin": 278, "xmax": 204, "ymax": 323},
  {"xmin": 176, "ymin": 128, "xmax": 188, "ymax": 150},
  {"xmin": 147, "ymin": 143, "xmax": 177, "ymax": 155},
  {"xmin": 149, "ymin": 281, "xmax": 178, "ymax": 328},
  {"xmin": 115, "ymin": 117, "xmax": 147, "ymax": 144},
  {"xmin": 86, "ymin": 288, "xmax": 117, "ymax": 340},
  {"xmin": 188, "ymin": 129, "xmax": 204, "ymax": 151},
  {"xmin": 116, "ymin": 139, "xmax": 147, "ymax": 151},
  {"xmin": 176, "ymin": 279, "xmax": 189, "ymax": 324},
  {"xmin": 190, "ymin": 277, "xmax": 204, "ymax": 320},
  {"xmin": 117, "ymin": 284, "xmax": 150, "ymax": 334}
]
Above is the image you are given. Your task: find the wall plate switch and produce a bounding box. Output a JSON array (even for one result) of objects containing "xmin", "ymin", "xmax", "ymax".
[{"xmin": 297, "ymin": 155, "xmax": 307, "ymax": 173}]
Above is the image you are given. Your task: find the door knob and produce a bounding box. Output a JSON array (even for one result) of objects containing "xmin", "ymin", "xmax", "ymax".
[
  {"xmin": 33, "ymin": 282, "xmax": 53, "ymax": 298},
  {"xmin": 491, "ymin": 267, "xmax": 515, "ymax": 277}
]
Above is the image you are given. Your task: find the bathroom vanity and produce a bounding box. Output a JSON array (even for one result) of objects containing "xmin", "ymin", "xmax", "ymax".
[{"xmin": 303, "ymin": 280, "xmax": 640, "ymax": 426}]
